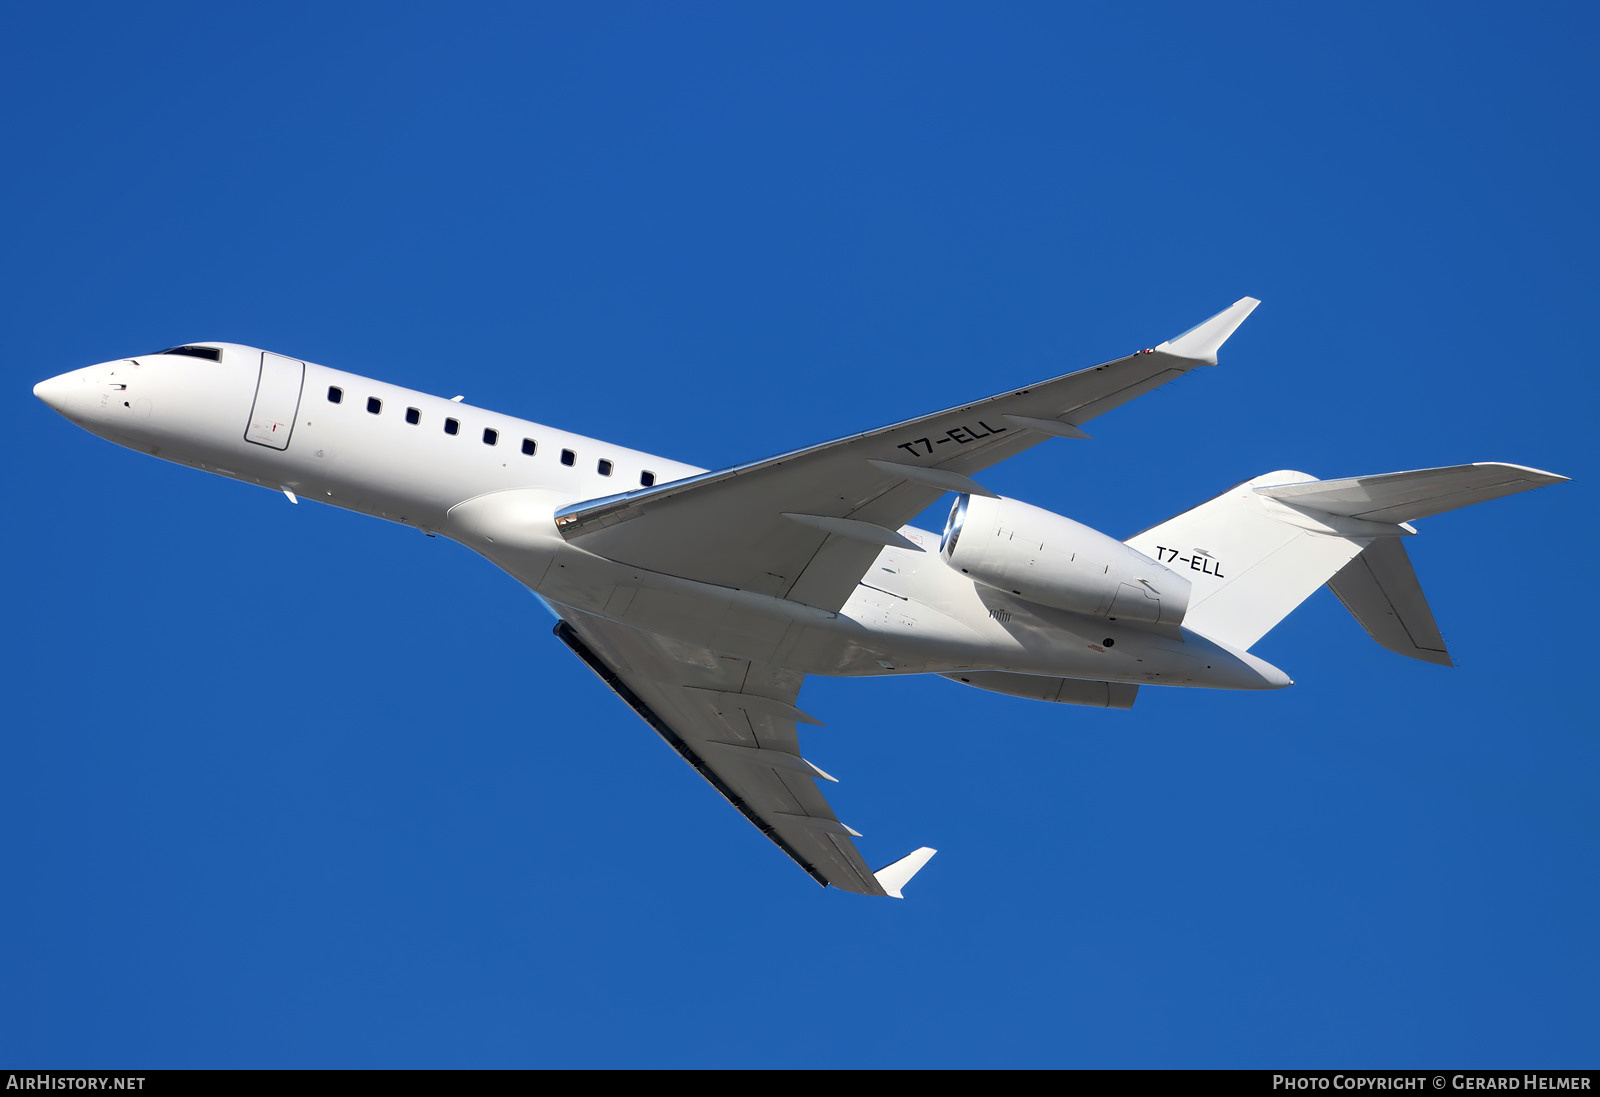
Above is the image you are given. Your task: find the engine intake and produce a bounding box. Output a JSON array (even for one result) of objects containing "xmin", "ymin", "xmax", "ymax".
[{"xmin": 941, "ymin": 494, "xmax": 1190, "ymax": 630}]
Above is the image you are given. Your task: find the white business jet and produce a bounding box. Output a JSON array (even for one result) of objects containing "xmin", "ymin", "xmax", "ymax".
[{"xmin": 33, "ymin": 299, "xmax": 1565, "ymax": 897}]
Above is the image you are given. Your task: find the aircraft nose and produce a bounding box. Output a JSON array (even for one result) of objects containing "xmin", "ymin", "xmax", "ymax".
[{"xmin": 33, "ymin": 371, "xmax": 81, "ymax": 415}]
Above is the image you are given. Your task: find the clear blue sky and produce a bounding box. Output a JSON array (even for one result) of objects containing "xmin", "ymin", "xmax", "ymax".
[{"xmin": 4, "ymin": 1, "xmax": 1595, "ymax": 1068}]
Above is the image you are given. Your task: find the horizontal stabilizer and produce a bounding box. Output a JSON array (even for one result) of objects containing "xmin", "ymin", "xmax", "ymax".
[
  {"xmin": 1327, "ymin": 538, "xmax": 1452, "ymax": 666},
  {"xmin": 873, "ymin": 847, "xmax": 937, "ymax": 899},
  {"xmin": 1257, "ymin": 463, "xmax": 1568, "ymax": 524},
  {"xmin": 1153, "ymin": 297, "xmax": 1260, "ymax": 364}
]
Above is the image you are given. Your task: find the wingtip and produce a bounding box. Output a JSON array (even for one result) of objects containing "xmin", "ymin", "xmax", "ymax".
[
  {"xmin": 1473, "ymin": 462, "xmax": 1570, "ymax": 486},
  {"xmin": 1155, "ymin": 296, "xmax": 1260, "ymax": 365},
  {"xmin": 873, "ymin": 846, "xmax": 937, "ymax": 899}
]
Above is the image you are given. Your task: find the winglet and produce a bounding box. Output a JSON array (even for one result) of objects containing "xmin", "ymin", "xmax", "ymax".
[
  {"xmin": 1154, "ymin": 297, "xmax": 1260, "ymax": 365},
  {"xmin": 873, "ymin": 846, "xmax": 937, "ymax": 898}
]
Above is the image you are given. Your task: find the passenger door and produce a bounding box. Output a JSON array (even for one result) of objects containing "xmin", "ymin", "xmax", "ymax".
[{"xmin": 244, "ymin": 352, "xmax": 304, "ymax": 450}]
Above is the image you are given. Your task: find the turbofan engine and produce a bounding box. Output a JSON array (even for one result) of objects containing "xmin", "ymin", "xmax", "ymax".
[{"xmin": 941, "ymin": 494, "xmax": 1191, "ymax": 630}]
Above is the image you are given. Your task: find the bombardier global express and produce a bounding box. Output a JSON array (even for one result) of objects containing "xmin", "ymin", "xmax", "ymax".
[{"xmin": 32, "ymin": 299, "xmax": 1566, "ymax": 897}]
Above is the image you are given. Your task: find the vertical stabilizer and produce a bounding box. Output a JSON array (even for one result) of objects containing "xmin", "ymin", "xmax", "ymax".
[{"xmin": 1125, "ymin": 472, "xmax": 1377, "ymax": 651}]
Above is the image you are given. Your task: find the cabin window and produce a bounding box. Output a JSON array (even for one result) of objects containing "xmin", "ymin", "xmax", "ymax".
[
  {"xmin": 640, "ymin": 471, "xmax": 656, "ymax": 487},
  {"xmin": 405, "ymin": 407, "xmax": 421, "ymax": 425},
  {"xmin": 366, "ymin": 397, "xmax": 382, "ymax": 414},
  {"xmin": 560, "ymin": 449, "xmax": 576, "ymax": 467},
  {"xmin": 444, "ymin": 417, "xmax": 459, "ymax": 435},
  {"xmin": 521, "ymin": 438, "xmax": 537, "ymax": 455},
  {"xmin": 483, "ymin": 428, "xmax": 498, "ymax": 446},
  {"xmin": 327, "ymin": 386, "xmax": 343, "ymax": 404},
  {"xmin": 597, "ymin": 459, "xmax": 613, "ymax": 476}
]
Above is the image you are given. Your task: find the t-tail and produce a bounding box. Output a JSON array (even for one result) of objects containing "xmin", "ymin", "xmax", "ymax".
[{"xmin": 1125, "ymin": 464, "xmax": 1568, "ymax": 665}]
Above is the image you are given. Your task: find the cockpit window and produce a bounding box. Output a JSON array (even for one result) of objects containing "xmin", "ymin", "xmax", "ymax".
[{"xmin": 157, "ymin": 345, "xmax": 222, "ymax": 362}]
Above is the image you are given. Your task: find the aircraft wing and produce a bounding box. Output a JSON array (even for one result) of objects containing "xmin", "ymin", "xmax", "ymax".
[
  {"xmin": 555, "ymin": 298, "xmax": 1258, "ymax": 611},
  {"xmin": 551, "ymin": 606, "xmax": 935, "ymax": 896}
]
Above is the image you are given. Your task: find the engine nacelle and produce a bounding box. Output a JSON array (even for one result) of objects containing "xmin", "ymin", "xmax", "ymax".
[{"xmin": 941, "ymin": 494, "xmax": 1191, "ymax": 630}]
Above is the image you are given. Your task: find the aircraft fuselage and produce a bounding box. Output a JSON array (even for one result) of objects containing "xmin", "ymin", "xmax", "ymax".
[{"xmin": 34, "ymin": 344, "xmax": 1289, "ymax": 693}]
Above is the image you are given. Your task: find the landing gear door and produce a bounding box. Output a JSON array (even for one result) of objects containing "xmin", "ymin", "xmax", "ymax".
[{"xmin": 245, "ymin": 352, "xmax": 305, "ymax": 450}]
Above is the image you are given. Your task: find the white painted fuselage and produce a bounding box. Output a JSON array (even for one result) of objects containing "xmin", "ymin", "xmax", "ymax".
[{"xmin": 34, "ymin": 344, "xmax": 1289, "ymax": 692}]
